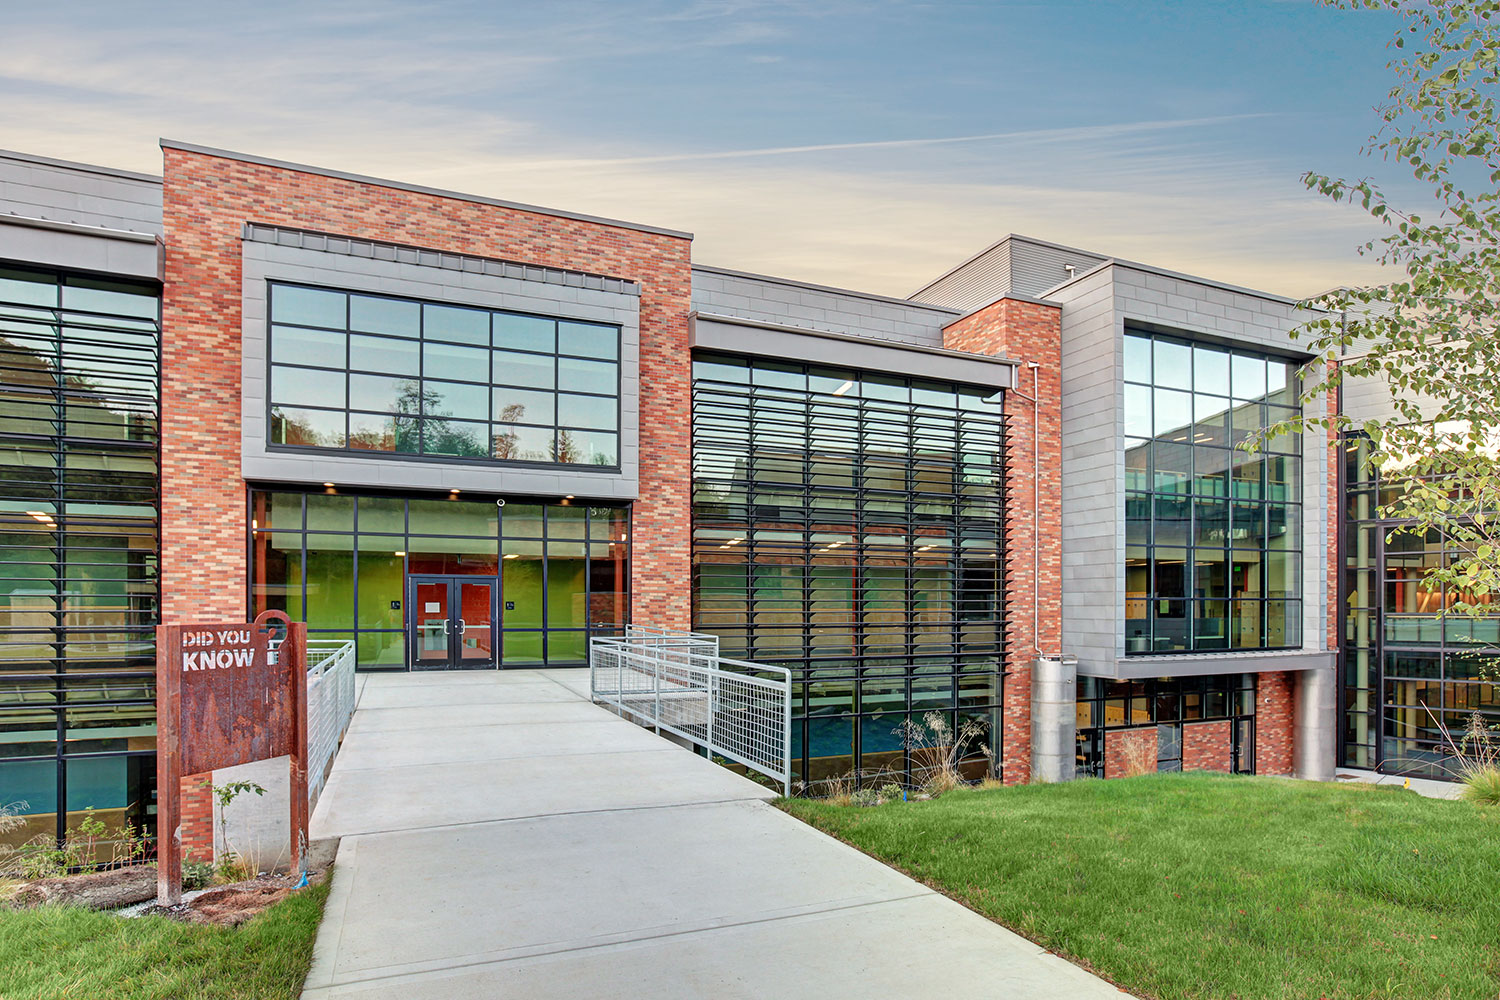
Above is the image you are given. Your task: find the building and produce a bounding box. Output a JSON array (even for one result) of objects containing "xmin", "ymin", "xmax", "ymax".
[{"xmin": 0, "ymin": 140, "xmax": 1457, "ymax": 852}]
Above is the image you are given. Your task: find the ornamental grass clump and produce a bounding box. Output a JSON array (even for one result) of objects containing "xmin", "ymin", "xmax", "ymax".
[
  {"xmin": 1423, "ymin": 706, "xmax": 1500, "ymax": 805},
  {"xmin": 896, "ymin": 711, "xmax": 991, "ymax": 796}
]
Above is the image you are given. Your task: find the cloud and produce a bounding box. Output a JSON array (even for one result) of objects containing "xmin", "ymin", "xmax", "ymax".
[{"xmin": 0, "ymin": 3, "xmax": 1384, "ymax": 301}]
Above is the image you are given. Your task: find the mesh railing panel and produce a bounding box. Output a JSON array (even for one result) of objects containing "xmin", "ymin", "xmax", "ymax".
[
  {"xmin": 590, "ymin": 631, "xmax": 790, "ymax": 793},
  {"xmin": 307, "ymin": 640, "xmax": 357, "ymax": 803}
]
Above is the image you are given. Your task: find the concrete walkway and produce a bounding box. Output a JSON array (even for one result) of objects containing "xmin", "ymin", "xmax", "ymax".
[{"xmin": 302, "ymin": 669, "xmax": 1130, "ymax": 999}]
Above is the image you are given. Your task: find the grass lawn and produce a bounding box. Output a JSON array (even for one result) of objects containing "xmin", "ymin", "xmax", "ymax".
[
  {"xmin": 780, "ymin": 774, "xmax": 1500, "ymax": 1000},
  {"xmin": 0, "ymin": 880, "xmax": 329, "ymax": 1000}
]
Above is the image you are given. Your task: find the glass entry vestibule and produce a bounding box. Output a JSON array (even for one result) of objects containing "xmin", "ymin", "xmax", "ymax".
[
  {"xmin": 409, "ymin": 575, "xmax": 497, "ymax": 669},
  {"xmin": 249, "ymin": 490, "xmax": 630, "ymax": 670}
]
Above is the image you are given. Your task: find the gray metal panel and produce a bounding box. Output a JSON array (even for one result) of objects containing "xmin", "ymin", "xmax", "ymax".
[
  {"xmin": 908, "ymin": 235, "xmax": 1108, "ymax": 311},
  {"xmin": 0, "ymin": 216, "xmax": 162, "ymax": 281},
  {"xmin": 1096, "ymin": 650, "xmax": 1336, "ymax": 681},
  {"xmin": 162, "ymin": 139, "xmax": 690, "ymax": 241},
  {"xmin": 241, "ymin": 238, "xmax": 641, "ymax": 499},
  {"xmin": 1053, "ymin": 267, "xmax": 1123, "ymax": 676},
  {"xmin": 245, "ymin": 223, "xmax": 640, "ymax": 297},
  {"xmin": 1054, "ymin": 262, "xmax": 1334, "ymax": 678},
  {"xmin": 691, "ymin": 314, "xmax": 1017, "ymax": 389},
  {"xmin": 690, "ymin": 266, "xmax": 958, "ymax": 348},
  {"xmin": 1009, "ymin": 239, "xmax": 1108, "ymax": 298},
  {"xmin": 0, "ymin": 149, "xmax": 162, "ymax": 237}
]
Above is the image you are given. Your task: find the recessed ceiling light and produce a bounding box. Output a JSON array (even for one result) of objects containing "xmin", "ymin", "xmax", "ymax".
[
  {"xmin": 323, "ymin": 482, "xmax": 335, "ymax": 488},
  {"xmin": 565, "ymin": 494, "xmax": 574, "ymax": 500},
  {"xmin": 394, "ymin": 551, "xmax": 406, "ymax": 557}
]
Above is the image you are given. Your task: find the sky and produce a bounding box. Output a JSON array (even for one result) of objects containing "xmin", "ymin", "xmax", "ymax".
[{"xmin": 0, "ymin": 0, "xmax": 1409, "ymax": 298}]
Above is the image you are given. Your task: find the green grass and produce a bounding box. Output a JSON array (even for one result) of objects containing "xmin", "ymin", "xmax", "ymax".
[
  {"xmin": 780, "ymin": 774, "xmax": 1500, "ymax": 1000},
  {"xmin": 0, "ymin": 880, "xmax": 330, "ymax": 1000}
]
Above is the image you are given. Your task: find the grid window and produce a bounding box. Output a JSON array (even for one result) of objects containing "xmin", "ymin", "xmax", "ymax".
[
  {"xmin": 0, "ymin": 265, "xmax": 161, "ymax": 849},
  {"xmin": 691, "ymin": 354, "xmax": 1006, "ymax": 788},
  {"xmin": 1124, "ymin": 330, "xmax": 1302, "ymax": 654},
  {"xmin": 1340, "ymin": 433, "xmax": 1500, "ymax": 777},
  {"xmin": 1074, "ymin": 674, "xmax": 1257, "ymax": 777},
  {"xmin": 248, "ymin": 492, "xmax": 629, "ymax": 668},
  {"xmin": 266, "ymin": 284, "xmax": 621, "ymax": 468}
]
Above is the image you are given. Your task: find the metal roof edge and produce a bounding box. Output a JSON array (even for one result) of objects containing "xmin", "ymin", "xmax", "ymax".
[
  {"xmin": 0, "ymin": 147, "xmax": 161, "ymax": 185},
  {"xmin": 691, "ymin": 310, "xmax": 1021, "ymax": 366},
  {"xmin": 693, "ymin": 263, "xmax": 962, "ymax": 315}
]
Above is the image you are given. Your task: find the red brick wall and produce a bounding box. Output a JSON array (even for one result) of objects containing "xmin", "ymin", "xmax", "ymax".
[
  {"xmin": 1104, "ymin": 728, "xmax": 1158, "ymax": 778},
  {"xmin": 942, "ymin": 298, "xmax": 1062, "ymax": 786},
  {"xmin": 1183, "ymin": 720, "xmax": 1233, "ymax": 772},
  {"xmin": 159, "ymin": 147, "xmax": 693, "ymax": 628},
  {"xmin": 179, "ymin": 774, "xmax": 213, "ymax": 862},
  {"xmin": 1256, "ymin": 671, "xmax": 1295, "ymax": 776}
]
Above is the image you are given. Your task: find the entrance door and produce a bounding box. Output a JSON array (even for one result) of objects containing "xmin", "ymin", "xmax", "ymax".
[{"xmin": 408, "ymin": 575, "xmax": 497, "ymax": 670}]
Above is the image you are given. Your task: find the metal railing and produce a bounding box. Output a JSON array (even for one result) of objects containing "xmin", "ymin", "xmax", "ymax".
[
  {"xmin": 590, "ymin": 628, "xmax": 791, "ymax": 795},
  {"xmin": 307, "ymin": 639, "xmax": 358, "ymax": 804}
]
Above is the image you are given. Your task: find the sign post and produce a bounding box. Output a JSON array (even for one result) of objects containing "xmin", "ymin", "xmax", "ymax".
[{"xmin": 155, "ymin": 610, "xmax": 307, "ymax": 905}]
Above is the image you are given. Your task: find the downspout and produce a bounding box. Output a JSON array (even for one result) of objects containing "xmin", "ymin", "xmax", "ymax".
[{"xmin": 1008, "ymin": 355, "xmax": 1074, "ymax": 783}]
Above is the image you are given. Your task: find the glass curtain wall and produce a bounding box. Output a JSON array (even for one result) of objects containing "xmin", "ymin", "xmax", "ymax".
[
  {"xmin": 691, "ymin": 353, "xmax": 1006, "ymax": 788},
  {"xmin": 1341, "ymin": 434, "xmax": 1500, "ymax": 777},
  {"xmin": 1075, "ymin": 674, "xmax": 1258, "ymax": 777},
  {"xmin": 0, "ymin": 265, "xmax": 160, "ymax": 848},
  {"xmin": 249, "ymin": 491, "xmax": 629, "ymax": 667},
  {"xmin": 1124, "ymin": 330, "xmax": 1303, "ymax": 653},
  {"xmin": 266, "ymin": 283, "xmax": 621, "ymax": 467}
]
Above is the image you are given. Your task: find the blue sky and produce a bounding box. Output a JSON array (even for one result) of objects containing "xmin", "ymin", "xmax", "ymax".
[{"xmin": 1, "ymin": 1, "xmax": 1404, "ymax": 296}]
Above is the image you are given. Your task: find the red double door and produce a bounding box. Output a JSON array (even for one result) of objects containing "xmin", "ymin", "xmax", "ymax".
[{"xmin": 408, "ymin": 575, "xmax": 497, "ymax": 670}]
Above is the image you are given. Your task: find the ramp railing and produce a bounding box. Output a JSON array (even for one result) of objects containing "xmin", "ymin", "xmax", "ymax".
[
  {"xmin": 306, "ymin": 639, "xmax": 357, "ymax": 804},
  {"xmin": 590, "ymin": 628, "xmax": 791, "ymax": 795}
]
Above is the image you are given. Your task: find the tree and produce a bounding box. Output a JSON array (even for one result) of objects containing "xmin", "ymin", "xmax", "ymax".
[{"xmin": 1289, "ymin": 0, "xmax": 1500, "ymax": 617}]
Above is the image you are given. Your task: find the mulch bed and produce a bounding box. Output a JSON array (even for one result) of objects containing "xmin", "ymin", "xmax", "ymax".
[{"xmin": 156, "ymin": 870, "xmax": 330, "ymax": 927}]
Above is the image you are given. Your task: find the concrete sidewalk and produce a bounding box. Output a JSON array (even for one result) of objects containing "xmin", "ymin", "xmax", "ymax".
[{"xmin": 302, "ymin": 669, "xmax": 1130, "ymax": 999}]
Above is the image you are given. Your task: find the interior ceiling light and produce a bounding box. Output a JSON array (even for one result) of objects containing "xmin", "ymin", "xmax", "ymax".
[
  {"xmin": 449, "ymin": 488, "xmax": 461, "ymax": 494},
  {"xmin": 323, "ymin": 482, "xmax": 335, "ymax": 488},
  {"xmin": 832, "ymin": 381, "xmax": 854, "ymax": 396},
  {"xmin": 394, "ymin": 551, "xmax": 406, "ymax": 557},
  {"xmin": 503, "ymin": 553, "xmax": 518, "ymax": 559}
]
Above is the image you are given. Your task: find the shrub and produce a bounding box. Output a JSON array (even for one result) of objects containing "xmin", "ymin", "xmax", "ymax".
[{"xmin": 182, "ymin": 858, "xmax": 216, "ymax": 891}]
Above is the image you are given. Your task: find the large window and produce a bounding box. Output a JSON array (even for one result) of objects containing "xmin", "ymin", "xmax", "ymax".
[
  {"xmin": 1340, "ymin": 434, "xmax": 1500, "ymax": 778},
  {"xmin": 249, "ymin": 491, "xmax": 628, "ymax": 668},
  {"xmin": 0, "ymin": 265, "xmax": 160, "ymax": 849},
  {"xmin": 1075, "ymin": 674, "xmax": 1258, "ymax": 777},
  {"xmin": 266, "ymin": 283, "xmax": 621, "ymax": 468},
  {"xmin": 691, "ymin": 354, "xmax": 1006, "ymax": 787},
  {"xmin": 1124, "ymin": 330, "xmax": 1302, "ymax": 654}
]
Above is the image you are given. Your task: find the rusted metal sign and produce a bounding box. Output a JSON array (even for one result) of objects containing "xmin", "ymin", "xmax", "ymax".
[{"xmin": 155, "ymin": 609, "xmax": 308, "ymax": 905}]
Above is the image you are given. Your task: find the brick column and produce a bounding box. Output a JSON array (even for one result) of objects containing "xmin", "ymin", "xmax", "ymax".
[
  {"xmin": 1256, "ymin": 671, "xmax": 1296, "ymax": 776},
  {"xmin": 943, "ymin": 298, "xmax": 1062, "ymax": 785}
]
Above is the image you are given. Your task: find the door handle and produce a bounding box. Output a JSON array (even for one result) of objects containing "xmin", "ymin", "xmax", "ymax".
[
  {"xmin": 457, "ymin": 618, "xmax": 467, "ymax": 634},
  {"xmin": 440, "ymin": 619, "xmax": 449, "ymax": 635}
]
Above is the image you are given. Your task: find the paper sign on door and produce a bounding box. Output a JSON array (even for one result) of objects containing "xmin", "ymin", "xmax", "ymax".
[{"xmin": 425, "ymin": 602, "xmax": 440, "ymax": 613}]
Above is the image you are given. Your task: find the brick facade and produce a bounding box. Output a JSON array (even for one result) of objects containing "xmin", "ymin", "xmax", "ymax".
[
  {"xmin": 1256, "ymin": 671, "xmax": 1296, "ymax": 776},
  {"xmin": 1104, "ymin": 727, "xmax": 1158, "ymax": 778},
  {"xmin": 159, "ymin": 147, "xmax": 694, "ymax": 629},
  {"xmin": 942, "ymin": 298, "xmax": 1062, "ymax": 785},
  {"xmin": 179, "ymin": 774, "xmax": 213, "ymax": 862},
  {"xmin": 1183, "ymin": 720, "xmax": 1233, "ymax": 772}
]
